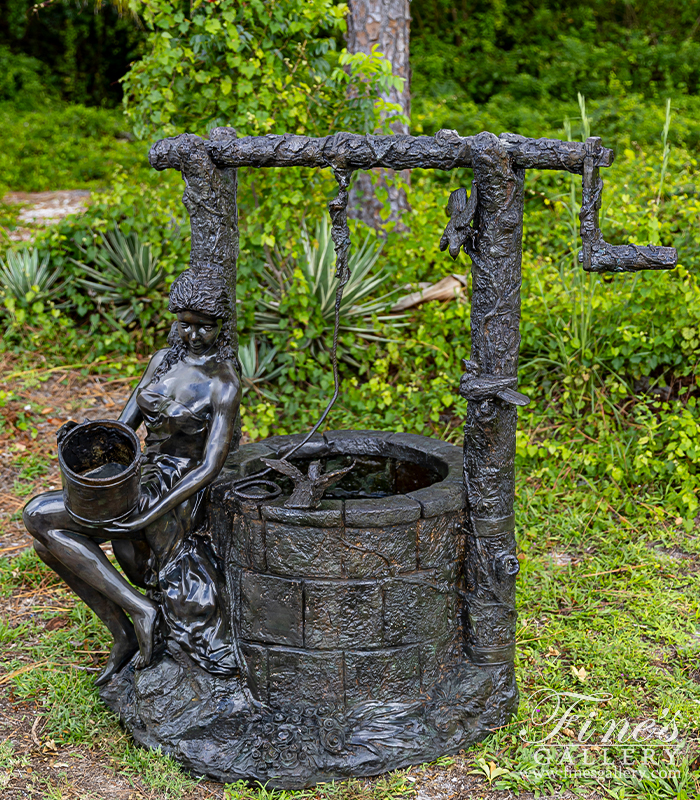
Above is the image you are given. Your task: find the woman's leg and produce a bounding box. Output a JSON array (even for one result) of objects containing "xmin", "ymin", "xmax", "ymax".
[
  {"xmin": 112, "ymin": 540, "xmax": 151, "ymax": 590},
  {"xmin": 23, "ymin": 492, "xmax": 157, "ymax": 672},
  {"xmin": 33, "ymin": 540, "xmax": 138, "ymax": 685},
  {"xmin": 41, "ymin": 527, "xmax": 157, "ymax": 665}
]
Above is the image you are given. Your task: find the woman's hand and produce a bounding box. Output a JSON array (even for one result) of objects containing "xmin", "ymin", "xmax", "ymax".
[
  {"xmin": 101, "ymin": 510, "xmax": 157, "ymax": 536},
  {"xmin": 56, "ymin": 420, "xmax": 79, "ymax": 446},
  {"xmin": 104, "ymin": 518, "xmax": 145, "ymax": 534}
]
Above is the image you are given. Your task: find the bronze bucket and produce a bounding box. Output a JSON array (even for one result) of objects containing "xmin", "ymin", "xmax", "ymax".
[{"xmin": 58, "ymin": 419, "xmax": 141, "ymax": 525}]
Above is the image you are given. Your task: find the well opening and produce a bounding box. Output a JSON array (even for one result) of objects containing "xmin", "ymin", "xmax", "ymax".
[{"xmin": 275, "ymin": 454, "xmax": 443, "ymax": 499}]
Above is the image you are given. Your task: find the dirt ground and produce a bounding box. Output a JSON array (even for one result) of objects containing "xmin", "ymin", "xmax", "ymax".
[{"xmin": 2, "ymin": 190, "xmax": 91, "ymax": 242}]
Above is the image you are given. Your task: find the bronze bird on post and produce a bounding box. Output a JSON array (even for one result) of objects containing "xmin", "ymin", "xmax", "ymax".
[
  {"xmin": 261, "ymin": 458, "xmax": 356, "ymax": 509},
  {"xmin": 439, "ymin": 181, "xmax": 478, "ymax": 259}
]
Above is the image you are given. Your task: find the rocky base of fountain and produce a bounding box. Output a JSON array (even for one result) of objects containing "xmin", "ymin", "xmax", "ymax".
[{"xmin": 101, "ymin": 648, "xmax": 517, "ymax": 787}]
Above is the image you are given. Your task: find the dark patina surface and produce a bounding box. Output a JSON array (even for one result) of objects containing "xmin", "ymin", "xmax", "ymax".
[{"xmin": 101, "ymin": 431, "xmax": 521, "ymax": 787}]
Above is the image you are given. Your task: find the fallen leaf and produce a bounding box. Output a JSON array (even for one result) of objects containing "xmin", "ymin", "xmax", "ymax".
[
  {"xmin": 571, "ymin": 665, "xmax": 589, "ymax": 682},
  {"xmin": 44, "ymin": 616, "xmax": 70, "ymax": 631},
  {"xmin": 547, "ymin": 646, "xmax": 561, "ymax": 657},
  {"xmin": 562, "ymin": 727, "xmax": 576, "ymax": 739},
  {"xmin": 31, "ymin": 715, "xmax": 42, "ymax": 747},
  {"xmin": 41, "ymin": 407, "xmax": 53, "ymax": 414}
]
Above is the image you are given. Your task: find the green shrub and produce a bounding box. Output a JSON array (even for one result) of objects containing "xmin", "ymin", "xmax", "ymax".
[
  {"xmin": 0, "ymin": 44, "xmax": 55, "ymax": 110},
  {"xmin": 71, "ymin": 224, "xmax": 167, "ymax": 329},
  {"xmin": 0, "ymin": 247, "xmax": 66, "ymax": 310},
  {"xmin": 238, "ymin": 335, "xmax": 287, "ymax": 400},
  {"xmin": 252, "ymin": 217, "xmax": 402, "ymax": 365},
  {"xmin": 411, "ymin": 0, "xmax": 700, "ymax": 142},
  {"xmin": 0, "ymin": 1, "xmax": 145, "ymax": 107},
  {"xmin": 123, "ymin": 0, "xmax": 405, "ymax": 141},
  {"xmin": 0, "ymin": 103, "xmax": 148, "ymax": 197},
  {"xmin": 123, "ymin": 0, "xmax": 407, "ymax": 261}
]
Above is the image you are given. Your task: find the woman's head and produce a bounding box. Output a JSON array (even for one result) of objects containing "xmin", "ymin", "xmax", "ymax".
[
  {"xmin": 150, "ymin": 266, "xmax": 237, "ymax": 382},
  {"xmin": 168, "ymin": 266, "xmax": 230, "ymax": 320},
  {"xmin": 175, "ymin": 310, "xmax": 222, "ymax": 356}
]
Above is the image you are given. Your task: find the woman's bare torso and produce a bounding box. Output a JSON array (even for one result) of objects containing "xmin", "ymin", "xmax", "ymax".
[{"xmin": 136, "ymin": 357, "xmax": 233, "ymax": 460}]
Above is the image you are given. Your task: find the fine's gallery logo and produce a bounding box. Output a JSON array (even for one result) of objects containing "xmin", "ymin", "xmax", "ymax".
[{"xmin": 518, "ymin": 689, "xmax": 686, "ymax": 781}]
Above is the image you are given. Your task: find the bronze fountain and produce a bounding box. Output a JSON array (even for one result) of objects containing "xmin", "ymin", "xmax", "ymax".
[{"xmin": 23, "ymin": 128, "xmax": 676, "ymax": 787}]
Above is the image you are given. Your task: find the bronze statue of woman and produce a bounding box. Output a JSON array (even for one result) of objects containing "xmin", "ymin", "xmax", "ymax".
[{"xmin": 23, "ymin": 266, "xmax": 241, "ymax": 685}]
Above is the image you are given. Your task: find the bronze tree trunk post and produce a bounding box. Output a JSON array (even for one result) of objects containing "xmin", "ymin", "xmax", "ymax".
[
  {"xmin": 149, "ymin": 128, "xmax": 240, "ymax": 352},
  {"xmin": 149, "ymin": 128, "xmax": 241, "ymax": 445},
  {"xmin": 460, "ymin": 133, "xmax": 524, "ymax": 712}
]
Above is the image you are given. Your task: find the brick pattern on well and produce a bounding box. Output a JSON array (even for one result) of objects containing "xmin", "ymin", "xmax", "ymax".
[{"xmin": 229, "ymin": 504, "xmax": 466, "ymax": 706}]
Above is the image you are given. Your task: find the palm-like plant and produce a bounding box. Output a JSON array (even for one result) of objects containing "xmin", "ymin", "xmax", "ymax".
[
  {"xmin": 0, "ymin": 248, "xmax": 66, "ymax": 306},
  {"xmin": 238, "ymin": 335, "xmax": 287, "ymax": 399},
  {"xmin": 253, "ymin": 217, "xmax": 401, "ymax": 358},
  {"xmin": 71, "ymin": 225, "xmax": 166, "ymax": 326}
]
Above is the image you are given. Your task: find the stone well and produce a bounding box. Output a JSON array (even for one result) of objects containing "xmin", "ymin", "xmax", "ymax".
[
  {"xmin": 222, "ymin": 430, "xmax": 467, "ymax": 708},
  {"xmin": 102, "ymin": 430, "xmax": 518, "ymax": 788}
]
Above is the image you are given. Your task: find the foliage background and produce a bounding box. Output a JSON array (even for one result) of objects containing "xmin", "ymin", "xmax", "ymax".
[
  {"xmin": 1, "ymin": 0, "xmax": 699, "ymax": 524},
  {"xmin": 0, "ymin": 0, "xmax": 143, "ymax": 107}
]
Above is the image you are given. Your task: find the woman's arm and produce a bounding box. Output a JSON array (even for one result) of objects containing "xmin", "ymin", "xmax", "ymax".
[
  {"xmin": 118, "ymin": 349, "xmax": 168, "ymax": 431},
  {"xmin": 110, "ymin": 371, "xmax": 240, "ymax": 531}
]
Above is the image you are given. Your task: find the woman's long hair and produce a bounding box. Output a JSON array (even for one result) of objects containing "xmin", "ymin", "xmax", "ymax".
[{"xmin": 150, "ymin": 267, "xmax": 238, "ymax": 384}]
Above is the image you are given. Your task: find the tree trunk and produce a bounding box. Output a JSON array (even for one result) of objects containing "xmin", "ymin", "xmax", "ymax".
[{"xmin": 346, "ymin": 0, "xmax": 411, "ymax": 230}]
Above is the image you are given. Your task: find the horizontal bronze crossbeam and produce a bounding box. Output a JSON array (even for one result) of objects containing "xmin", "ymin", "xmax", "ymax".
[{"xmin": 150, "ymin": 128, "xmax": 615, "ymax": 174}]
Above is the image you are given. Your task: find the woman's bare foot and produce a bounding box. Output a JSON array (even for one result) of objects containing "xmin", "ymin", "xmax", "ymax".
[
  {"xmin": 132, "ymin": 601, "xmax": 158, "ymax": 668},
  {"xmin": 95, "ymin": 635, "xmax": 138, "ymax": 686}
]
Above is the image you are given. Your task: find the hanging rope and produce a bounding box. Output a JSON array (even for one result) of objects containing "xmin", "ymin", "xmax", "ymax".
[{"xmin": 230, "ymin": 169, "xmax": 354, "ymax": 501}]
